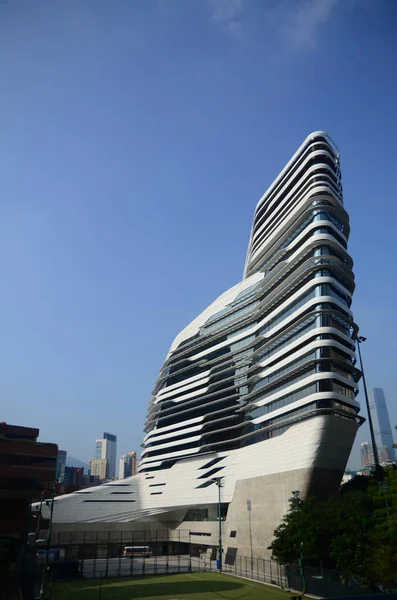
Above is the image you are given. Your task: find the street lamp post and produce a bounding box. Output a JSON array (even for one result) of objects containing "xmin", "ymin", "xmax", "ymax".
[
  {"xmin": 356, "ymin": 336, "xmax": 379, "ymax": 468},
  {"xmin": 212, "ymin": 477, "xmax": 224, "ymax": 571},
  {"xmin": 292, "ymin": 490, "xmax": 306, "ymax": 593},
  {"xmin": 39, "ymin": 483, "xmax": 56, "ymax": 600}
]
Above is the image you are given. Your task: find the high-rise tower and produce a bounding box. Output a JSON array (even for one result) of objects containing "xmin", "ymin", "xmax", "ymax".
[
  {"xmin": 369, "ymin": 388, "xmax": 395, "ymax": 463},
  {"xmin": 35, "ymin": 132, "xmax": 363, "ymax": 558}
]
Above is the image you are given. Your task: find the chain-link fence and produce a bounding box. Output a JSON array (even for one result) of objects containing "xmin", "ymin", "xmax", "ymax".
[
  {"xmin": 34, "ymin": 530, "xmax": 378, "ymax": 598},
  {"xmin": 37, "ymin": 529, "xmax": 218, "ymax": 582},
  {"xmin": 223, "ymin": 555, "xmax": 376, "ymax": 597}
]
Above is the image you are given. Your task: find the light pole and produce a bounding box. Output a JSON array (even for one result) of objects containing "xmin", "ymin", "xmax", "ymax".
[
  {"xmin": 212, "ymin": 477, "xmax": 224, "ymax": 571},
  {"xmin": 356, "ymin": 336, "xmax": 379, "ymax": 468},
  {"xmin": 39, "ymin": 483, "xmax": 56, "ymax": 600},
  {"xmin": 292, "ymin": 490, "xmax": 306, "ymax": 593}
]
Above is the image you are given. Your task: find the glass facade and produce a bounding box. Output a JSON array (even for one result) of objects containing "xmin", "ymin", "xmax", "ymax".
[
  {"xmin": 140, "ymin": 132, "xmax": 361, "ymax": 473},
  {"xmin": 369, "ymin": 388, "xmax": 396, "ymax": 463}
]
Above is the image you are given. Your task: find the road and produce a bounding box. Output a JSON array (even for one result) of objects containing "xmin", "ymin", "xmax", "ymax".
[{"xmin": 79, "ymin": 555, "xmax": 217, "ymax": 578}]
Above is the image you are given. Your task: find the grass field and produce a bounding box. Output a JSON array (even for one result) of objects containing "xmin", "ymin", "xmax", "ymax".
[{"xmin": 52, "ymin": 571, "xmax": 293, "ymax": 600}]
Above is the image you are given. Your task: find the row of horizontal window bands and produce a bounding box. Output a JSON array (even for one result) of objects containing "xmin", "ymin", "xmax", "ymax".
[
  {"xmin": 153, "ymin": 358, "xmax": 251, "ymax": 406},
  {"xmin": 144, "ymin": 415, "xmax": 251, "ymax": 458},
  {"xmin": 220, "ymin": 397, "xmax": 360, "ymax": 450},
  {"xmin": 254, "ymin": 150, "xmax": 343, "ymax": 227},
  {"xmin": 191, "ymin": 249, "xmax": 354, "ymax": 358},
  {"xmin": 252, "ymin": 142, "xmax": 340, "ymax": 233},
  {"xmin": 164, "ymin": 213, "xmax": 351, "ymax": 364},
  {"xmin": 167, "ymin": 240, "xmax": 352, "ymax": 368},
  {"xmin": 247, "ymin": 378, "xmax": 358, "ymax": 422},
  {"xmin": 147, "ymin": 410, "xmax": 243, "ymax": 447},
  {"xmin": 254, "ymin": 239, "xmax": 354, "ymax": 312},
  {"xmin": 147, "ymin": 329, "xmax": 357, "ymax": 439},
  {"xmin": 146, "ymin": 304, "xmax": 355, "ymax": 427},
  {"xmin": 251, "ymin": 201, "xmax": 349, "ymax": 267},
  {"xmin": 247, "ymin": 353, "xmax": 358, "ymax": 405},
  {"xmin": 169, "ymin": 294, "xmax": 262, "ymax": 360},
  {"xmin": 152, "ymin": 288, "xmax": 354, "ymax": 401},
  {"xmin": 251, "ymin": 170, "xmax": 344, "ymax": 253},
  {"xmin": 145, "ymin": 359, "xmax": 357, "ymax": 446},
  {"xmin": 145, "ymin": 395, "xmax": 359, "ymax": 471},
  {"xmin": 252, "ymin": 224, "xmax": 349, "ymax": 286},
  {"xmin": 143, "ymin": 378, "xmax": 360, "ymax": 461},
  {"xmin": 144, "ymin": 352, "xmax": 357, "ymax": 446},
  {"xmin": 252, "ymin": 172, "xmax": 345, "ymax": 248},
  {"xmin": 253, "ymin": 138, "xmax": 338, "ymax": 221},
  {"xmin": 145, "ymin": 364, "xmax": 359, "ymax": 459},
  {"xmin": 249, "ymin": 307, "xmax": 354, "ymax": 367},
  {"xmin": 251, "ymin": 172, "xmax": 346, "ymax": 254},
  {"xmin": 258, "ymin": 259, "xmax": 355, "ymax": 323},
  {"xmin": 278, "ymin": 200, "xmax": 349, "ymax": 254},
  {"xmin": 149, "ymin": 305, "xmax": 355, "ymax": 422},
  {"xmin": 178, "ymin": 397, "xmax": 359, "ymax": 461},
  {"xmin": 183, "ymin": 506, "xmax": 228, "ymax": 521},
  {"xmin": 154, "ymin": 241, "xmax": 353, "ymax": 390},
  {"xmin": 248, "ymin": 200, "xmax": 351, "ymax": 279},
  {"xmin": 145, "ymin": 312, "xmax": 356, "ymax": 430},
  {"xmin": 240, "ymin": 400, "xmax": 361, "ymax": 449},
  {"xmin": 158, "ymin": 265, "xmax": 353, "ymax": 382}
]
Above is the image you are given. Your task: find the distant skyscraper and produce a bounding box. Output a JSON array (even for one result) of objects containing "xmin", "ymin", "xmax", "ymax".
[
  {"xmin": 369, "ymin": 388, "xmax": 395, "ymax": 462},
  {"xmin": 119, "ymin": 451, "xmax": 137, "ymax": 479},
  {"xmin": 89, "ymin": 458, "xmax": 107, "ymax": 480},
  {"xmin": 119, "ymin": 456, "xmax": 126, "ymax": 480},
  {"xmin": 56, "ymin": 450, "xmax": 67, "ymax": 481},
  {"xmin": 61, "ymin": 466, "xmax": 84, "ymax": 488},
  {"xmin": 361, "ymin": 441, "xmax": 374, "ymax": 467},
  {"xmin": 95, "ymin": 432, "xmax": 117, "ymax": 478},
  {"xmin": 95, "ymin": 440, "xmax": 103, "ymax": 460}
]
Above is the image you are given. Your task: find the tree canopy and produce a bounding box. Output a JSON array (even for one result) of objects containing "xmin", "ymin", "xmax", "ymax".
[{"xmin": 269, "ymin": 467, "xmax": 397, "ymax": 590}]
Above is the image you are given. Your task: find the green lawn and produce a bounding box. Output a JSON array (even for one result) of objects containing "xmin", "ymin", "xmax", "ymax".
[{"xmin": 51, "ymin": 571, "xmax": 293, "ymax": 600}]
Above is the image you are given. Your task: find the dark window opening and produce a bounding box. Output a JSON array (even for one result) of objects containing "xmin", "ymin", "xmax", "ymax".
[
  {"xmin": 197, "ymin": 467, "xmax": 225, "ymax": 479},
  {"xmin": 199, "ymin": 457, "xmax": 224, "ymax": 470}
]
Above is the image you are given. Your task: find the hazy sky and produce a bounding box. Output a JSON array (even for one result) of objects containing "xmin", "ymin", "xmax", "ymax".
[{"xmin": 1, "ymin": 0, "xmax": 396, "ymax": 470}]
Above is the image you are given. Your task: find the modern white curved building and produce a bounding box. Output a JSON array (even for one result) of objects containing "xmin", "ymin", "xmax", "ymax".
[{"xmin": 37, "ymin": 132, "xmax": 363, "ymax": 559}]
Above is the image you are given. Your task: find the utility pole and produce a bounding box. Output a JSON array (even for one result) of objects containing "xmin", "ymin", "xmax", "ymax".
[
  {"xmin": 212, "ymin": 477, "xmax": 224, "ymax": 571},
  {"xmin": 39, "ymin": 483, "xmax": 56, "ymax": 599}
]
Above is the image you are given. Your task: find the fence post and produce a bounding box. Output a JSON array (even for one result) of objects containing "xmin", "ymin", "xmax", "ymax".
[
  {"xmin": 188, "ymin": 530, "xmax": 192, "ymax": 572},
  {"xmin": 93, "ymin": 532, "xmax": 98, "ymax": 579}
]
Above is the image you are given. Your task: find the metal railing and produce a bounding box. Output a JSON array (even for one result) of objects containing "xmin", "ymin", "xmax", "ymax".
[{"xmin": 223, "ymin": 555, "xmax": 378, "ymax": 598}]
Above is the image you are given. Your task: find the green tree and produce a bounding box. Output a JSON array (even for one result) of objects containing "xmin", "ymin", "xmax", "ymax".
[
  {"xmin": 270, "ymin": 468, "xmax": 397, "ymax": 590},
  {"xmin": 269, "ymin": 496, "xmax": 333, "ymax": 566}
]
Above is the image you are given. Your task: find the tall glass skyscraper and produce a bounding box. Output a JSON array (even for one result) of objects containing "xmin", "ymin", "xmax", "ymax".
[
  {"xmin": 35, "ymin": 132, "xmax": 363, "ymax": 558},
  {"xmin": 95, "ymin": 432, "xmax": 117, "ymax": 479},
  {"xmin": 369, "ymin": 387, "xmax": 395, "ymax": 462}
]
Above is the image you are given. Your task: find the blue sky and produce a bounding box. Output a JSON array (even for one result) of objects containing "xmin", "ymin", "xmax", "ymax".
[{"xmin": 1, "ymin": 0, "xmax": 396, "ymax": 470}]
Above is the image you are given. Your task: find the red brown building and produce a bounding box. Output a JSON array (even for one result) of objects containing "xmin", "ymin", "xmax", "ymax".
[{"xmin": 0, "ymin": 422, "xmax": 57, "ymax": 598}]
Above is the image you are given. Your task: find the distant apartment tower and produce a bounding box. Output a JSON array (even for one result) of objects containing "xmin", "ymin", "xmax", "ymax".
[
  {"xmin": 95, "ymin": 432, "xmax": 117, "ymax": 478},
  {"xmin": 361, "ymin": 441, "xmax": 374, "ymax": 468},
  {"xmin": 119, "ymin": 451, "xmax": 137, "ymax": 479},
  {"xmin": 61, "ymin": 466, "xmax": 84, "ymax": 488},
  {"xmin": 56, "ymin": 450, "xmax": 67, "ymax": 481},
  {"xmin": 369, "ymin": 388, "xmax": 395, "ymax": 462},
  {"xmin": 361, "ymin": 440, "xmax": 390, "ymax": 468},
  {"xmin": 89, "ymin": 458, "xmax": 107, "ymax": 480}
]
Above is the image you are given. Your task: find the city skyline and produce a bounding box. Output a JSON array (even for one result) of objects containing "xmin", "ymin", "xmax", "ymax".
[{"xmin": 1, "ymin": 2, "xmax": 397, "ymax": 472}]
